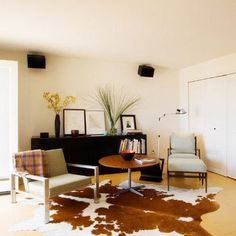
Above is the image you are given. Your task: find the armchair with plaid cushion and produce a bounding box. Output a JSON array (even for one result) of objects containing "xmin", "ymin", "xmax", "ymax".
[{"xmin": 11, "ymin": 148, "xmax": 99, "ymax": 223}]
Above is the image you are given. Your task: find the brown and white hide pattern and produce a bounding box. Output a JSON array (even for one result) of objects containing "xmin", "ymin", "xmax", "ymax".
[{"xmin": 48, "ymin": 181, "xmax": 220, "ymax": 236}]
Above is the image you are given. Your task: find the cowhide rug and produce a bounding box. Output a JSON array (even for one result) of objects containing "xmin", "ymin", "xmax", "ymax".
[{"xmin": 11, "ymin": 180, "xmax": 221, "ymax": 236}]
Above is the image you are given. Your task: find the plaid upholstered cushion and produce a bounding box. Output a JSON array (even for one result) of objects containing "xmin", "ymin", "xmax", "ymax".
[{"xmin": 13, "ymin": 149, "xmax": 49, "ymax": 177}]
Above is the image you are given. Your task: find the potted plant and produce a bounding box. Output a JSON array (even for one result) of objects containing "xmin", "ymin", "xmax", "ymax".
[{"xmin": 95, "ymin": 86, "xmax": 140, "ymax": 134}]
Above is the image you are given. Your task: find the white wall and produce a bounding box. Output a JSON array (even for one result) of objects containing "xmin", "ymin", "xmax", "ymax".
[
  {"xmin": 0, "ymin": 50, "xmax": 180, "ymax": 157},
  {"xmin": 180, "ymin": 52, "xmax": 236, "ymax": 130}
]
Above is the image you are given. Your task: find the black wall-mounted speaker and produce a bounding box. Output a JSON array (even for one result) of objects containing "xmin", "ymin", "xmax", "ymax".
[
  {"xmin": 27, "ymin": 54, "xmax": 46, "ymax": 69},
  {"xmin": 138, "ymin": 65, "xmax": 155, "ymax": 77}
]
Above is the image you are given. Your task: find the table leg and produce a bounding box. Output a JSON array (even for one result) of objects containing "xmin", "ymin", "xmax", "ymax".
[
  {"xmin": 114, "ymin": 168, "xmax": 144, "ymax": 196},
  {"xmin": 130, "ymin": 188, "xmax": 144, "ymax": 196},
  {"xmin": 128, "ymin": 168, "xmax": 131, "ymax": 188}
]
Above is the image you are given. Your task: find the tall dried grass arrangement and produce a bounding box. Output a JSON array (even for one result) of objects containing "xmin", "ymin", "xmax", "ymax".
[{"xmin": 95, "ymin": 86, "xmax": 140, "ymax": 134}]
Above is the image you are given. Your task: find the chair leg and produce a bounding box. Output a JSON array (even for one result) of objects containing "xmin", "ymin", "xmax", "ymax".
[
  {"xmin": 43, "ymin": 179, "xmax": 49, "ymax": 223},
  {"xmin": 11, "ymin": 174, "xmax": 16, "ymax": 203},
  {"xmin": 94, "ymin": 166, "xmax": 99, "ymax": 203},
  {"xmin": 205, "ymin": 173, "xmax": 208, "ymax": 193},
  {"xmin": 199, "ymin": 173, "xmax": 201, "ymax": 181},
  {"xmin": 199, "ymin": 173, "xmax": 203, "ymax": 184},
  {"xmin": 167, "ymin": 171, "xmax": 170, "ymax": 191},
  {"xmin": 201, "ymin": 173, "xmax": 204, "ymax": 185}
]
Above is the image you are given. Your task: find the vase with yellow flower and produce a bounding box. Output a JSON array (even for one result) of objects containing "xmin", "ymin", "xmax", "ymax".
[{"xmin": 43, "ymin": 92, "xmax": 76, "ymax": 137}]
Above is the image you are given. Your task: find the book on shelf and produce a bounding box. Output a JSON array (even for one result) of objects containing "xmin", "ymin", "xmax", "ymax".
[
  {"xmin": 132, "ymin": 138, "xmax": 138, "ymax": 153},
  {"xmin": 119, "ymin": 137, "xmax": 146, "ymax": 155},
  {"xmin": 119, "ymin": 139, "xmax": 124, "ymax": 153},
  {"xmin": 119, "ymin": 138, "xmax": 128, "ymax": 152},
  {"xmin": 134, "ymin": 156, "xmax": 157, "ymax": 164},
  {"xmin": 141, "ymin": 138, "xmax": 146, "ymax": 154},
  {"xmin": 127, "ymin": 139, "xmax": 133, "ymax": 150}
]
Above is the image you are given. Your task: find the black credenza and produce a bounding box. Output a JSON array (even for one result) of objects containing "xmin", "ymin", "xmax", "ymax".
[{"xmin": 31, "ymin": 134, "xmax": 147, "ymax": 175}]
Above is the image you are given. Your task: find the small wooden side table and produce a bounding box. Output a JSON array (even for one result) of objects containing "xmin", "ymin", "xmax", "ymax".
[{"xmin": 99, "ymin": 155, "xmax": 159, "ymax": 196}]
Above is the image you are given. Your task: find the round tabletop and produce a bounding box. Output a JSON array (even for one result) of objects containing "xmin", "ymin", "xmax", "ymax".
[{"xmin": 99, "ymin": 154, "xmax": 159, "ymax": 169}]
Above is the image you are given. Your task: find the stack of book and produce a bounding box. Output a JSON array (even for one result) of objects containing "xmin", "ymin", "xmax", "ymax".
[{"xmin": 119, "ymin": 138, "xmax": 146, "ymax": 154}]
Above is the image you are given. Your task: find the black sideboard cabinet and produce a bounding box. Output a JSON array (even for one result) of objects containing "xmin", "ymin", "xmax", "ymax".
[
  {"xmin": 31, "ymin": 134, "xmax": 164, "ymax": 181},
  {"xmin": 31, "ymin": 134, "xmax": 147, "ymax": 175}
]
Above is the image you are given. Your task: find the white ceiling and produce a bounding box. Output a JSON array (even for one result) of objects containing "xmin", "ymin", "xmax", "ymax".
[{"xmin": 1, "ymin": 0, "xmax": 236, "ymax": 68}]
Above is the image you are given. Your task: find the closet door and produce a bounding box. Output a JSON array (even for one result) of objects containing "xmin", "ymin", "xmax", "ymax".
[
  {"xmin": 227, "ymin": 75, "xmax": 236, "ymax": 179},
  {"xmin": 203, "ymin": 78, "xmax": 227, "ymax": 175},
  {"xmin": 189, "ymin": 78, "xmax": 227, "ymax": 176}
]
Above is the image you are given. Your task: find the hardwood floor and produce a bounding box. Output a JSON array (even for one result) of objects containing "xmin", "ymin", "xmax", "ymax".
[{"xmin": 1, "ymin": 171, "xmax": 236, "ymax": 236}]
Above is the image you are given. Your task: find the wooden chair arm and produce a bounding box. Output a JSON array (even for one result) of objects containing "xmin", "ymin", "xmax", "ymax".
[
  {"xmin": 196, "ymin": 149, "xmax": 201, "ymax": 158},
  {"xmin": 167, "ymin": 148, "xmax": 171, "ymax": 156}
]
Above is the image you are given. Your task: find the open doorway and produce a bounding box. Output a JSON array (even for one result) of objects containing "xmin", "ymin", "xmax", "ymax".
[{"xmin": 0, "ymin": 60, "xmax": 18, "ymax": 194}]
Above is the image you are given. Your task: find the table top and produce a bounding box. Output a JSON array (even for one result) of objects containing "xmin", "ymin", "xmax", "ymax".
[{"xmin": 99, "ymin": 154, "xmax": 160, "ymax": 169}]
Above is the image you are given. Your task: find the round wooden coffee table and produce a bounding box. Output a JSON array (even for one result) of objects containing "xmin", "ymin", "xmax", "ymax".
[{"xmin": 99, "ymin": 155, "xmax": 159, "ymax": 196}]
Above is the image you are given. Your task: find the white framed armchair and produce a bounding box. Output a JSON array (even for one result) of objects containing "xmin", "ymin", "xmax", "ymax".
[
  {"xmin": 11, "ymin": 148, "xmax": 99, "ymax": 223},
  {"xmin": 167, "ymin": 132, "xmax": 207, "ymax": 192}
]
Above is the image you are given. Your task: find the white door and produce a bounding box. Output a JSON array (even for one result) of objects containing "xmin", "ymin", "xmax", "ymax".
[
  {"xmin": 0, "ymin": 60, "xmax": 18, "ymax": 191},
  {"xmin": 203, "ymin": 78, "xmax": 227, "ymax": 175},
  {"xmin": 189, "ymin": 77, "xmax": 227, "ymax": 176}
]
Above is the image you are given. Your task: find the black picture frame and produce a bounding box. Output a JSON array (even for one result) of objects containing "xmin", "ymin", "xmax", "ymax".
[
  {"xmin": 63, "ymin": 109, "xmax": 86, "ymax": 136},
  {"xmin": 120, "ymin": 114, "xmax": 136, "ymax": 131}
]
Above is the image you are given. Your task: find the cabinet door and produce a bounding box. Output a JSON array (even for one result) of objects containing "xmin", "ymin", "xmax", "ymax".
[{"xmin": 227, "ymin": 75, "xmax": 236, "ymax": 179}]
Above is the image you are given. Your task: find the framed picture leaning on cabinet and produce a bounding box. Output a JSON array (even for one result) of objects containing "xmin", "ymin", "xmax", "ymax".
[
  {"xmin": 85, "ymin": 110, "xmax": 106, "ymax": 135},
  {"xmin": 63, "ymin": 109, "xmax": 86, "ymax": 136},
  {"xmin": 120, "ymin": 114, "xmax": 136, "ymax": 132}
]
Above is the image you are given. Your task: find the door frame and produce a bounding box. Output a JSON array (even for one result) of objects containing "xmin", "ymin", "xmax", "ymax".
[{"xmin": 0, "ymin": 60, "xmax": 18, "ymax": 182}]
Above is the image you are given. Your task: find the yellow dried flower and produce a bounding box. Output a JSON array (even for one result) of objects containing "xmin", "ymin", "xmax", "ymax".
[{"xmin": 43, "ymin": 92, "xmax": 76, "ymax": 113}]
